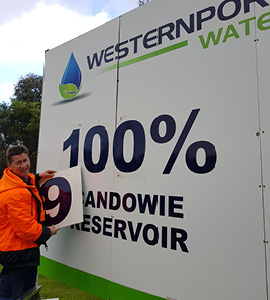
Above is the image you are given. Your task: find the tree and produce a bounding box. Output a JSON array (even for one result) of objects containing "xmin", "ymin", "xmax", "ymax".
[
  {"xmin": 0, "ymin": 138, "xmax": 6, "ymax": 175},
  {"xmin": 0, "ymin": 73, "xmax": 42, "ymax": 176},
  {"xmin": 138, "ymin": 0, "xmax": 151, "ymax": 6},
  {"xmin": 11, "ymin": 73, "xmax": 42, "ymax": 103}
]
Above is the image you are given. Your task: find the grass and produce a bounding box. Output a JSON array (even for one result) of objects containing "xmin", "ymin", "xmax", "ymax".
[
  {"xmin": 0, "ymin": 265, "xmax": 104, "ymax": 300},
  {"xmin": 38, "ymin": 274, "xmax": 104, "ymax": 300}
]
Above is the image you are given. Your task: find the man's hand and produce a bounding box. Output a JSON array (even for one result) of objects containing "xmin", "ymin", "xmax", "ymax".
[
  {"xmin": 48, "ymin": 225, "xmax": 59, "ymax": 236},
  {"xmin": 38, "ymin": 170, "xmax": 56, "ymax": 186},
  {"xmin": 39, "ymin": 170, "xmax": 56, "ymax": 180}
]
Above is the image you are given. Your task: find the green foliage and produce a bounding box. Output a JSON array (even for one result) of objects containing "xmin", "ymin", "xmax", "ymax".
[
  {"xmin": 0, "ymin": 139, "xmax": 6, "ymax": 177},
  {"xmin": 138, "ymin": 0, "xmax": 151, "ymax": 6},
  {"xmin": 11, "ymin": 73, "xmax": 42, "ymax": 103},
  {"xmin": 0, "ymin": 73, "xmax": 42, "ymax": 176}
]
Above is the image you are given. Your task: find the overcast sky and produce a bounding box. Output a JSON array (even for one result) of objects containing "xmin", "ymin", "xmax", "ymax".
[{"xmin": 0, "ymin": 0, "xmax": 140, "ymax": 103}]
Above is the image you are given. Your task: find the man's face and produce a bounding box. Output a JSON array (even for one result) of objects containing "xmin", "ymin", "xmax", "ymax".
[{"xmin": 8, "ymin": 153, "xmax": 30, "ymax": 181}]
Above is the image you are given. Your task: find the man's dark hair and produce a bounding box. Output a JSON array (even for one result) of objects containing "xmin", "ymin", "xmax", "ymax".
[{"xmin": 6, "ymin": 145, "xmax": 29, "ymax": 164}]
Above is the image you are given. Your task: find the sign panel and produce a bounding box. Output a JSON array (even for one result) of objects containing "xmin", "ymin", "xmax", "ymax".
[
  {"xmin": 42, "ymin": 166, "xmax": 83, "ymax": 228},
  {"xmin": 37, "ymin": 0, "xmax": 270, "ymax": 299}
]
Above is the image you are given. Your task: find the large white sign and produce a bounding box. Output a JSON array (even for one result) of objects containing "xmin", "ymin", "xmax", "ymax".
[{"xmin": 37, "ymin": 0, "xmax": 270, "ymax": 299}]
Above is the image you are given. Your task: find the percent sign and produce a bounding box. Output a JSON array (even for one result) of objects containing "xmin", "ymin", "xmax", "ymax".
[{"xmin": 150, "ymin": 109, "xmax": 217, "ymax": 174}]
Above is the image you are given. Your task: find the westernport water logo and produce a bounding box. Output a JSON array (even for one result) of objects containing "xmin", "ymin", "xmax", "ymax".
[{"xmin": 59, "ymin": 53, "xmax": 82, "ymax": 100}]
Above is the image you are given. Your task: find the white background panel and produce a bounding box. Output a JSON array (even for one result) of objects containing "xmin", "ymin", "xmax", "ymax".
[{"xmin": 38, "ymin": 0, "xmax": 270, "ymax": 298}]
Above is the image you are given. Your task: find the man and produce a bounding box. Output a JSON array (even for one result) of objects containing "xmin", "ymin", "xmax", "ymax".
[{"xmin": 0, "ymin": 145, "xmax": 59, "ymax": 300}]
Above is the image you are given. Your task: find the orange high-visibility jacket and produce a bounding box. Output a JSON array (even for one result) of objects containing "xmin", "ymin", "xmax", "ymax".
[{"xmin": 0, "ymin": 168, "xmax": 50, "ymax": 267}]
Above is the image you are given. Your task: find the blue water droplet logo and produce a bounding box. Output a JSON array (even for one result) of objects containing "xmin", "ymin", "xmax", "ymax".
[{"xmin": 59, "ymin": 53, "xmax": 82, "ymax": 100}]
